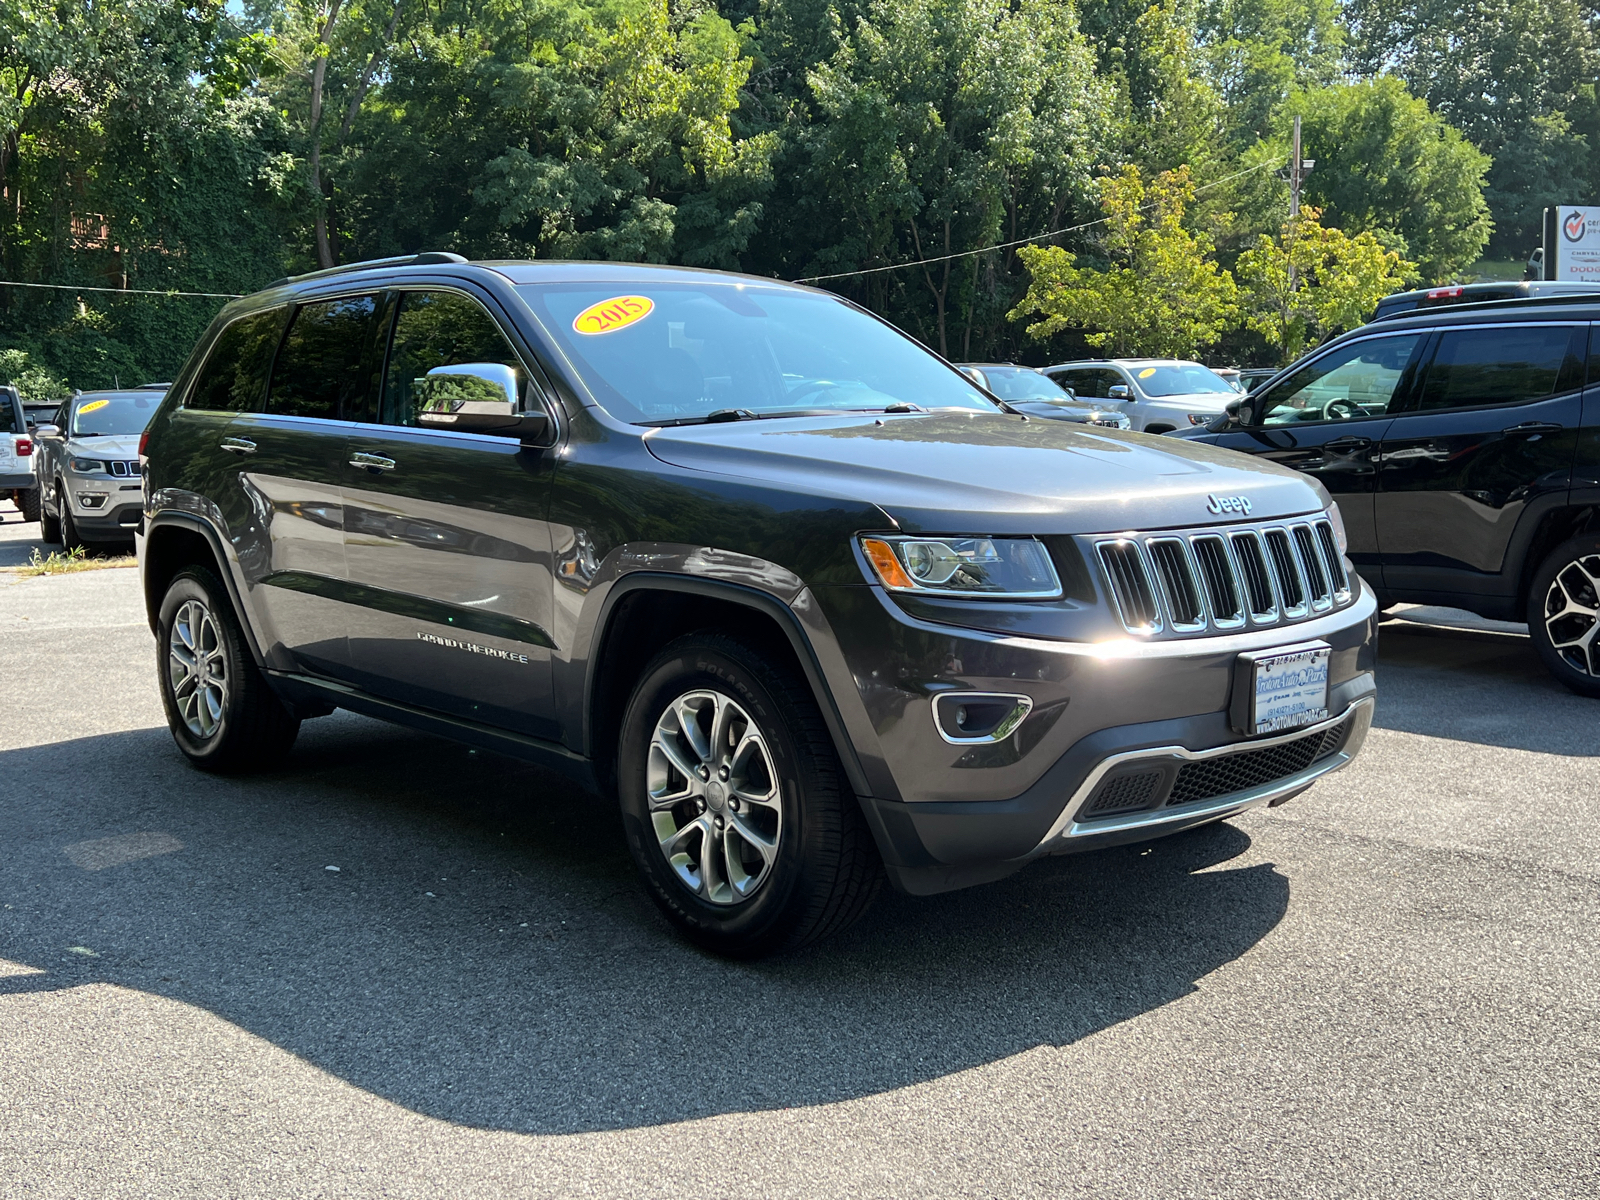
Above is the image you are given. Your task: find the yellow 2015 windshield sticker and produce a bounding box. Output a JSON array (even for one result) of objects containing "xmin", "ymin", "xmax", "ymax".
[
  {"xmin": 573, "ymin": 295, "xmax": 654, "ymax": 335},
  {"xmin": 1137, "ymin": 367, "xmax": 1157, "ymax": 379},
  {"xmin": 78, "ymin": 398, "xmax": 110, "ymax": 414}
]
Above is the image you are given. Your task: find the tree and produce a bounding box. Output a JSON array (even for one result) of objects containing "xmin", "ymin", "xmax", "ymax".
[
  {"xmin": 1009, "ymin": 164, "xmax": 1239, "ymax": 357},
  {"xmin": 1235, "ymin": 206, "xmax": 1413, "ymax": 360},
  {"xmin": 1287, "ymin": 78, "xmax": 1492, "ymax": 282},
  {"xmin": 766, "ymin": 0, "xmax": 1112, "ymax": 358},
  {"xmin": 1346, "ymin": 0, "xmax": 1597, "ymax": 258}
]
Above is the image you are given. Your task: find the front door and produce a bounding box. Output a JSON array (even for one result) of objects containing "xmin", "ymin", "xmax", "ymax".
[
  {"xmin": 230, "ymin": 292, "xmax": 385, "ymax": 680},
  {"xmin": 340, "ymin": 288, "xmax": 561, "ymax": 739},
  {"xmin": 1210, "ymin": 330, "xmax": 1427, "ymax": 584},
  {"xmin": 1377, "ymin": 321, "xmax": 1587, "ymax": 597}
]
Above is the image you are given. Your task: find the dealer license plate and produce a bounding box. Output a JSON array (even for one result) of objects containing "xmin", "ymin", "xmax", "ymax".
[{"xmin": 1251, "ymin": 645, "xmax": 1330, "ymax": 735}]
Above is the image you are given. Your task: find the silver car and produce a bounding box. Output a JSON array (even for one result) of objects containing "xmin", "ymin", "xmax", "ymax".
[
  {"xmin": 35, "ymin": 390, "xmax": 162, "ymax": 549},
  {"xmin": 1044, "ymin": 359, "xmax": 1242, "ymax": 433},
  {"xmin": 957, "ymin": 363, "xmax": 1132, "ymax": 429}
]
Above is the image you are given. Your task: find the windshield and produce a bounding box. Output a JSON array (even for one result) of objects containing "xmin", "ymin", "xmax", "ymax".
[
  {"xmin": 1130, "ymin": 364, "xmax": 1236, "ymax": 398},
  {"xmin": 975, "ymin": 367, "xmax": 1076, "ymax": 402},
  {"xmin": 71, "ymin": 394, "xmax": 158, "ymax": 437},
  {"xmin": 516, "ymin": 283, "xmax": 996, "ymax": 424}
]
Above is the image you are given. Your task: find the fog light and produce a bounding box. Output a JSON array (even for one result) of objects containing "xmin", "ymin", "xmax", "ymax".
[
  {"xmin": 933, "ymin": 691, "xmax": 1034, "ymax": 744},
  {"xmin": 78, "ymin": 492, "xmax": 108, "ymax": 509}
]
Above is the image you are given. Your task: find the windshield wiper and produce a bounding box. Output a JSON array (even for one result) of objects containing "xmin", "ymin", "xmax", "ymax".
[{"xmin": 641, "ymin": 408, "xmax": 840, "ymax": 427}]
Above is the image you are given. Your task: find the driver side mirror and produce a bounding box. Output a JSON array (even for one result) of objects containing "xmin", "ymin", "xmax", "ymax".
[
  {"xmin": 1223, "ymin": 399, "xmax": 1255, "ymax": 427},
  {"xmin": 415, "ymin": 363, "xmax": 549, "ymax": 441},
  {"xmin": 34, "ymin": 424, "xmax": 60, "ymax": 438},
  {"xmin": 1107, "ymin": 384, "xmax": 1130, "ymax": 400}
]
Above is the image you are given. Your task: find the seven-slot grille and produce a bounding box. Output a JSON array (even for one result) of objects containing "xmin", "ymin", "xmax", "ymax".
[{"xmin": 1095, "ymin": 518, "xmax": 1350, "ymax": 636}]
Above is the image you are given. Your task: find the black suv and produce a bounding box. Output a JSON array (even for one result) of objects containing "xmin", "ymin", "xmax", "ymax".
[
  {"xmin": 138, "ymin": 255, "xmax": 1377, "ymax": 954},
  {"xmin": 1182, "ymin": 297, "xmax": 1600, "ymax": 695}
]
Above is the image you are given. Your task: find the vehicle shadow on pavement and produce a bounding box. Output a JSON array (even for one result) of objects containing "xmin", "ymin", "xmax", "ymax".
[
  {"xmin": 0, "ymin": 715, "xmax": 1286, "ymax": 1135},
  {"xmin": 1372, "ymin": 621, "xmax": 1598, "ymax": 756}
]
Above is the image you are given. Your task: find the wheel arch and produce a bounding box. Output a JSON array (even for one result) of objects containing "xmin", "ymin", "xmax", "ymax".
[
  {"xmin": 583, "ymin": 575, "xmax": 872, "ymax": 803},
  {"xmin": 1514, "ymin": 503, "xmax": 1598, "ymax": 616},
  {"xmin": 142, "ymin": 513, "xmax": 266, "ymax": 665}
]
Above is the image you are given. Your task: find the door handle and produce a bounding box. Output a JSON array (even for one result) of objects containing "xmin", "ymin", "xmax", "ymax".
[
  {"xmin": 219, "ymin": 437, "xmax": 257, "ymax": 455},
  {"xmin": 1502, "ymin": 421, "xmax": 1563, "ymax": 437},
  {"xmin": 348, "ymin": 451, "xmax": 397, "ymax": 472},
  {"xmin": 1322, "ymin": 436, "xmax": 1372, "ymax": 452}
]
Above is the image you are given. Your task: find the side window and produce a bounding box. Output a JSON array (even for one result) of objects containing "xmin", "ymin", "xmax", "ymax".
[
  {"xmin": 186, "ymin": 309, "xmax": 286, "ymax": 413},
  {"xmin": 1061, "ymin": 370, "xmax": 1101, "ymax": 399},
  {"xmin": 0, "ymin": 397, "xmax": 17, "ymax": 435},
  {"xmin": 382, "ymin": 291, "xmax": 523, "ymax": 427},
  {"xmin": 1257, "ymin": 334, "xmax": 1424, "ymax": 426},
  {"xmin": 1411, "ymin": 325, "xmax": 1586, "ymax": 413},
  {"xmin": 267, "ymin": 294, "xmax": 381, "ymax": 421}
]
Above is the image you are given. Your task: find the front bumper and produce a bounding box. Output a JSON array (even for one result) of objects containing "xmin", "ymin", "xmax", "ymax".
[{"xmin": 812, "ymin": 579, "xmax": 1378, "ymax": 895}]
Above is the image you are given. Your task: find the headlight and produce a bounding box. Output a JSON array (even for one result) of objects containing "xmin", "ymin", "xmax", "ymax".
[
  {"xmin": 69, "ymin": 457, "xmax": 105, "ymax": 474},
  {"xmin": 859, "ymin": 536, "xmax": 1062, "ymax": 598},
  {"xmin": 1326, "ymin": 501, "xmax": 1348, "ymax": 553},
  {"xmin": 1187, "ymin": 413, "xmax": 1215, "ymax": 425}
]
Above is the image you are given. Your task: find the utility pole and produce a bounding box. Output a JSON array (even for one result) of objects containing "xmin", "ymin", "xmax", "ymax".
[{"xmin": 1290, "ymin": 116, "xmax": 1302, "ymax": 220}]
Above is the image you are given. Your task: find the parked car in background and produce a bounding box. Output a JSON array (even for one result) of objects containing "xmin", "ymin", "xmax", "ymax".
[
  {"xmin": 1212, "ymin": 367, "xmax": 1245, "ymax": 392},
  {"xmin": 956, "ymin": 363, "xmax": 1131, "ymax": 429},
  {"xmin": 136, "ymin": 254, "xmax": 1376, "ymax": 955},
  {"xmin": 1042, "ymin": 359, "xmax": 1241, "ymax": 433},
  {"xmin": 1371, "ymin": 280, "xmax": 1600, "ymax": 323},
  {"xmin": 1236, "ymin": 367, "xmax": 1279, "ymax": 393},
  {"xmin": 1174, "ymin": 294, "xmax": 1600, "ymax": 697},
  {"xmin": 34, "ymin": 390, "xmax": 162, "ymax": 549},
  {"xmin": 1, "ymin": 385, "xmax": 39, "ymax": 522}
]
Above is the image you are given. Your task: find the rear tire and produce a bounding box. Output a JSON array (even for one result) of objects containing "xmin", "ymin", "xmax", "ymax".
[
  {"xmin": 18, "ymin": 487, "xmax": 40, "ymax": 523},
  {"xmin": 1528, "ymin": 534, "xmax": 1600, "ymax": 698},
  {"xmin": 39, "ymin": 485, "xmax": 61, "ymax": 543},
  {"xmin": 157, "ymin": 566, "xmax": 301, "ymax": 772},
  {"xmin": 616, "ymin": 632, "xmax": 882, "ymax": 957}
]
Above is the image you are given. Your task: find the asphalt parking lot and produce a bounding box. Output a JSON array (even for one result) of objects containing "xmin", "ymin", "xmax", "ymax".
[{"xmin": 1, "ymin": 499, "xmax": 1597, "ymax": 1199}]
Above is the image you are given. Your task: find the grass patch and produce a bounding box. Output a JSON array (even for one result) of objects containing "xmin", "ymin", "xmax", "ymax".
[{"xmin": 15, "ymin": 546, "xmax": 137, "ymax": 577}]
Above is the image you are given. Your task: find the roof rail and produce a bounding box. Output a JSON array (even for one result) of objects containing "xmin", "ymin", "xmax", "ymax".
[
  {"xmin": 1378, "ymin": 291, "xmax": 1600, "ymax": 322},
  {"xmin": 265, "ymin": 251, "xmax": 468, "ymax": 291}
]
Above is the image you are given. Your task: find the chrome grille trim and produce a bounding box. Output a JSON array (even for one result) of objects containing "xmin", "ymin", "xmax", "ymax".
[
  {"xmin": 1095, "ymin": 515, "xmax": 1355, "ymax": 636},
  {"xmin": 1147, "ymin": 537, "xmax": 1206, "ymax": 631}
]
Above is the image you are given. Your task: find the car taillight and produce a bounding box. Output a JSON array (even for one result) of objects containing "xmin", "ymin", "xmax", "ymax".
[
  {"xmin": 15, "ymin": 436, "xmax": 31, "ymax": 457},
  {"xmin": 1426, "ymin": 286, "xmax": 1464, "ymax": 300},
  {"xmin": 138, "ymin": 430, "xmax": 149, "ymax": 457}
]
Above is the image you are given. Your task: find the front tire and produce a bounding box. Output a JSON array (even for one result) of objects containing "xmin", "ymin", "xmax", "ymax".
[
  {"xmin": 157, "ymin": 566, "xmax": 301, "ymax": 772},
  {"xmin": 1529, "ymin": 534, "xmax": 1600, "ymax": 698},
  {"xmin": 617, "ymin": 633, "xmax": 881, "ymax": 957},
  {"xmin": 58, "ymin": 486, "xmax": 84, "ymax": 552}
]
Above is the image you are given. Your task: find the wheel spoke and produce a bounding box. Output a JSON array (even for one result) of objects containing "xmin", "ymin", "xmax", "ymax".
[
  {"xmin": 728, "ymin": 811, "xmax": 778, "ymax": 864},
  {"xmin": 673, "ymin": 698, "xmax": 712, "ymax": 764},
  {"xmin": 698, "ymin": 820, "xmax": 724, "ymax": 901}
]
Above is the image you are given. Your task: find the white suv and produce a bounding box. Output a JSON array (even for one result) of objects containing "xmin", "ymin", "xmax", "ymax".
[
  {"xmin": 0, "ymin": 385, "xmax": 39, "ymax": 522},
  {"xmin": 1043, "ymin": 359, "xmax": 1240, "ymax": 433}
]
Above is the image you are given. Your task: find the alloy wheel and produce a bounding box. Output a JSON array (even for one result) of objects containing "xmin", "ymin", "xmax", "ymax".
[
  {"xmin": 1543, "ymin": 553, "xmax": 1600, "ymax": 676},
  {"xmin": 168, "ymin": 599, "xmax": 229, "ymax": 739},
  {"xmin": 647, "ymin": 689, "xmax": 783, "ymax": 905}
]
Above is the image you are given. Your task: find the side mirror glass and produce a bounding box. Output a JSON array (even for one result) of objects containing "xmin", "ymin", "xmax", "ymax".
[
  {"xmin": 1060, "ymin": 386, "xmax": 1077, "ymax": 400},
  {"xmin": 957, "ymin": 366, "xmax": 988, "ymax": 390},
  {"xmin": 415, "ymin": 363, "xmax": 549, "ymax": 440},
  {"xmin": 34, "ymin": 423, "xmax": 60, "ymax": 438},
  {"xmin": 1107, "ymin": 384, "xmax": 1130, "ymax": 400}
]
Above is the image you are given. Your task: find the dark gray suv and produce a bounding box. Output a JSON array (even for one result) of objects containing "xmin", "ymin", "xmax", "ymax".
[{"xmin": 137, "ymin": 255, "xmax": 1378, "ymax": 955}]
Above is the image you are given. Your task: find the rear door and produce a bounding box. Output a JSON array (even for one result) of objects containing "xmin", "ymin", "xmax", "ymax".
[
  {"xmin": 1209, "ymin": 331, "xmax": 1427, "ymax": 583},
  {"xmin": 339, "ymin": 287, "xmax": 561, "ymax": 739},
  {"xmin": 224, "ymin": 293, "xmax": 385, "ymax": 679},
  {"xmin": 1376, "ymin": 321, "xmax": 1586, "ymax": 595}
]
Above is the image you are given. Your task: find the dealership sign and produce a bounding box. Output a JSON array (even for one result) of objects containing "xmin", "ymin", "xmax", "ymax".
[{"xmin": 1556, "ymin": 206, "xmax": 1600, "ymax": 281}]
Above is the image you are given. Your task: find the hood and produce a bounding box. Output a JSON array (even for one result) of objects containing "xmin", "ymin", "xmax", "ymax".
[
  {"xmin": 67, "ymin": 434, "xmax": 142, "ymax": 458},
  {"xmin": 644, "ymin": 410, "xmax": 1327, "ymax": 534}
]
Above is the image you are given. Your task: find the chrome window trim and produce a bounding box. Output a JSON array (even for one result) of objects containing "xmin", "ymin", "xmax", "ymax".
[{"xmin": 1029, "ymin": 697, "xmax": 1374, "ymax": 853}]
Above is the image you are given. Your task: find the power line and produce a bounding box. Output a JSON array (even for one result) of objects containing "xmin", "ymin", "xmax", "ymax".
[
  {"xmin": 0, "ymin": 280, "xmax": 242, "ymax": 299},
  {"xmin": 792, "ymin": 157, "xmax": 1285, "ymax": 285}
]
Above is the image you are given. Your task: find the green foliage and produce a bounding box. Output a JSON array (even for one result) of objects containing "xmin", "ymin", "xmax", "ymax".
[
  {"xmin": 1010, "ymin": 165, "xmax": 1239, "ymax": 357},
  {"xmin": 1235, "ymin": 205, "xmax": 1413, "ymax": 361},
  {"xmin": 0, "ymin": 347, "xmax": 66, "ymax": 402},
  {"xmin": 1289, "ymin": 78, "xmax": 1492, "ymax": 283}
]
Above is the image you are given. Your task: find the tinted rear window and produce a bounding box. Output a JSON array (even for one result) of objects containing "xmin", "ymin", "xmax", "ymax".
[
  {"xmin": 268, "ymin": 295, "xmax": 381, "ymax": 421},
  {"xmin": 1414, "ymin": 325, "xmax": 1586, "ymax": 411},
  {"xmin": 188, "ymin": 309, "xmax": 286, "ymax": 412}
]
